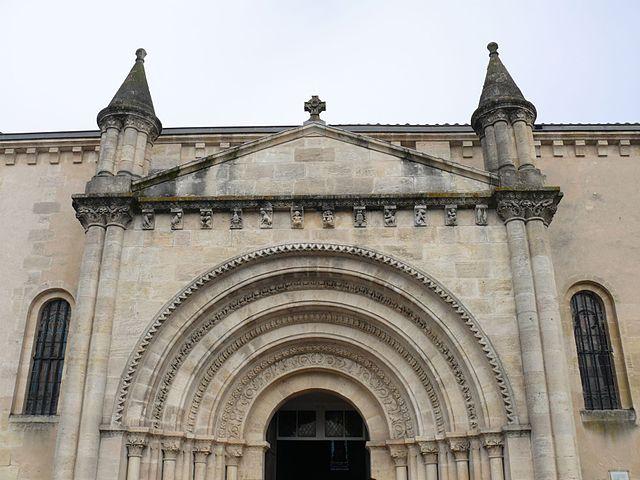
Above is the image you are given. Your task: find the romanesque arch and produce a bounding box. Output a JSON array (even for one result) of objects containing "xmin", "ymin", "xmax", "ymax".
[{"xmin": 113, "ymin": 243, "xmax": 518, "ymax": 480}]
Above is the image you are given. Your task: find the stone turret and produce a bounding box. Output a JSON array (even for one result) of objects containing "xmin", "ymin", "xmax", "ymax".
[
  {"xmin": 472, "ymin": 42, "xmax": 542, "ymax": 187},
  {"xmin": 94, "ymin": 48, "xmax": 161, "ymax": 181}
]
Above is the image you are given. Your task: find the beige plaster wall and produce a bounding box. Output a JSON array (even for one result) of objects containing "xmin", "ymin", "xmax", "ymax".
[
  {"xmin": 0, "ymin": 148, "xmax": 95, "ymax": 479},
  {"xmin": 539, "ymin": 140, "xmax": 640, "ymax": 479}
]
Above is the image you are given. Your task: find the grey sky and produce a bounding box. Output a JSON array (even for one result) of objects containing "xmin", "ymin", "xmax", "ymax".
[{"xmin": 2, "ymin": 0, "xmax": 639, "ymax": 132}]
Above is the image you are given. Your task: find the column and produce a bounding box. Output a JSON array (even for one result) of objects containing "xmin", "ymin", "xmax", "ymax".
[
  {"xmin": 225, "ymin": 444, "xmax": 244, "ymax": 480},
  {"xmin": 118, "ymin": 121, "xmax": 139, "ymax": 174},
  {"xmin": 498, "ymin": 196, "xmax": 558, "ymax": 480},
  {"xmin": 96, "ymin": 118, "xmax": 121, "ymax": 175},
  {"xmin": 512, "ymin": 120, "xmax": 536, "ymax": 170},
  {"xmin": 480, "ymin": 124, "xmax": 499, "ymax": 172},
  {"xmin": 125, "ymin": 434, "xmax": 147, "ymax": 480},
  {"xmin": 144, "ymin": 140, "xmax": 153, "ymax": 177},
  {"xmin": 482, "ymin": 434, "xmax": 504, "ymax": 480},
  {"xmin": 388, "ymin": 444, "xmax": 409, "ymax": 480},
  {"xmin": 438, "ymin": 440, "xmax": 451, "ymax": 480},
  {"xmin": 408, "ymin": 444, "xmax": 420, "ymax": 480},
  {"xmin": 162, "ymin": 441, "xmax": 181, "ymax": 480},
  {"xmin": 527, "ymin": 215, "xmax": 582, "ymax": 480},
  {"xmin": 419, "ymin": 441, "xmax": 439, "ymax": 480},
  {"xmin": 213, "ymin": 443, "xmax": 226, "ymax": 480},
  {"xmin": 449, "ymin": 439, "xmax": 470, "ymax": 480},
  {"xmin": 133, "ymin": 129, "xmax": 149, "ymax": 177},
  {"xmin": 493, "ymin": 119, "xmax": 518, "ymax": 184},
  {"xmin": 193, "ymin": 442, "xmax": 211, "ymax": 480},
  {"xmin": 52, "ymin": 208, "xmax": 106, "ymax": 480},
  {"xmin": 470, "ymin": 437, "xmax": 483, "ymax": 480},
  {"xmin": 74, "ymin": 201, "xmax": 133, "ymax": 479}
]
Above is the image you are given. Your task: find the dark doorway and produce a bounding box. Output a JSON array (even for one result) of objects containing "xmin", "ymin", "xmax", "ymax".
[{"xmin": 265, "ymin": 392, "xmax": 370, "ymax": 480}]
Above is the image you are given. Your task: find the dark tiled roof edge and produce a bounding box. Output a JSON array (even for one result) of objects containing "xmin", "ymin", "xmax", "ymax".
[{"xmin": 2, "ymin": 123, "xmax": 640, "ymax": 141}]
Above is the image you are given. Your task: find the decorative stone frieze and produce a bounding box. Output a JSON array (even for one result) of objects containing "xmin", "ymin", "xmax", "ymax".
[
  {"xmin": 230, "ymin": 208, "xmax": 243, "ymax": 229},
  {"xmin": 291, "ymin": 205, "xmax": 304, "ymax": 228},
  {"xmin": 136, "ymin": 192, "xmax": 491, "ymax": 213},
  {"xmin": 170, "ymin": 208, "xmax": 183, "ymax": 230},
  {"xmin": 73, "ymin": 196, "xmax": 135, "ymax": 231},
  {"xmin": 353, "ymin": 206, "xmax": 366, "ymax": 227},
  {"xmin": 445, "ymin": 205, "xmax": 457, "ymax": 226},
  {"xmin": 141, "ymin": 208, "xmax": 155, "ymax": 230},
  {"xmin": 384, "ymin": 205, "xmax": 397, "ymax": 227},
  {"xmin": 200, "ymin": 208, "xmax": 213, "ymax": 229},
  {"xmin": 414, "ymin": 205, "xmax": 427, "ymax": 226},
  {"xmin": 475, "ymin": 204, "xmax": 488, "ymax": 226},
  {"xmin": 495, "ymin": 188, "xmax": 562, "ymax": 226},
  {"xmin": 259, "ymin": 203, "xmax": 273, "ymax": 229}
]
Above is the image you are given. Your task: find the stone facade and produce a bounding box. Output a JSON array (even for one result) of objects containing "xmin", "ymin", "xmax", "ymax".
[{"xmin": 0, "ymin": 44, "xmax": 638, "ymax": 480}]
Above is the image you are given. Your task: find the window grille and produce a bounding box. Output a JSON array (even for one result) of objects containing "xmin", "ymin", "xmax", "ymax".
[
  {"xmin": 24, "ymin": 299, "xmax": 70, "ymax": 415},
  {"xmin": 571, "ymin": 291, "xmax": 619, "ymax": 410}
]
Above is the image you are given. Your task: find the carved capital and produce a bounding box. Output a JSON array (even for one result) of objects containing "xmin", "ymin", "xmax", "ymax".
[
  {"xmin": 509, "ymin": 108, "xmax": 536, "ymax": 126},
  {"xmin": 73, "ymin": 196, "xmax": 135, "ymax": 230},
  {"xmin": 162, "ymin": 439, "xmax": 181, "ymax": 460},
  {"xmin": 387, "ymin": 444, "xmax": 408, "ymax": 466},
  {"xmin": 225, "ymin": 444, "xmax": 244, "ymax": 465},
  {"xmin": 471, "ymin": 102, "xmax": 537, "ymax": 135},
  {"xmin": 126, "ymin": 433, "xmax": 147, "ymax": 458},
  {"xmin": 124, "ymin": 115, "xmax": 155, "ymax": 135},
  {"xmin": 193, "ymin": 441, "xmax": 212, "ymax": 463},
  {"xmin": 495, "ymin": 189, "xmax": 562, "ymax": 226},
  {"xmin": 100, "ymin": 116, "xmax": 123, "ymax": 133},
  {"xmin": 418, "ymin": 440, "xmax": 438, "ymax": 464},
  {"xmin": 482, "ymin": 433, "xmax": 504, "ymax": 458},
  {"xmin": 448, "ymin": 438, "xmax": 470, "ymax": 460},
  {"xmin": 106, "ymin": 204, "xmax": 134, "ymax": 228}
]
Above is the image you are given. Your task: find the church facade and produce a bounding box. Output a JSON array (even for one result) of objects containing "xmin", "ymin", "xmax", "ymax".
[{"xmin": 0, "ymin": 44, "xmax": 638, "ymax": 480}]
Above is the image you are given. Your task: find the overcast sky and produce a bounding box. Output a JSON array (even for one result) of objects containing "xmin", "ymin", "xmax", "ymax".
[{"xmin": 2, "ymin": 0, "xmax": 639, "ymax": 132}]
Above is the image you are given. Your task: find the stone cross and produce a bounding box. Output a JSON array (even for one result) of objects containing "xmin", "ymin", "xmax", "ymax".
[{"xmin": 304, "ymin": 95, "xmax": 326, "ymax": 124}]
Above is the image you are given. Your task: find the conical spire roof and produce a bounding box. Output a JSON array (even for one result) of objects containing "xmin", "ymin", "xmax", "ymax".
[
  {"xmin": 471, "ymin": 42, "xmax": 536, "ymax": 132},
  {"xmin": 97, "ymin": 48, "xmax": 161, "ymax": 131},
  {"xmin": 478, "ymin": 42, "xmax": 528, "ymax": 107}
]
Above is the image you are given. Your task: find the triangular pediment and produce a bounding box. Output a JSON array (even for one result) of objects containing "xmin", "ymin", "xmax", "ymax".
[{"xmin": 134, "ymin": 123, "xmax": 496, "ymax": 198}]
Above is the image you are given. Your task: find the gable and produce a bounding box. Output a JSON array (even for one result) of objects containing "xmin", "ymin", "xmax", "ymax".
[{"xmin": 134, "ymin": 124, "xmax": 495, "ymax": 198}]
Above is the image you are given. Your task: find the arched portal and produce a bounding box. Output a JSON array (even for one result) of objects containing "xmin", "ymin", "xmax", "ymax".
[
  {"xmin": 264, "ymin": 391, "xmax": 370, "ymax": 480},
  {"xmin": 112, "ymin": 243, "xmax": 519, "ymax": 480}
]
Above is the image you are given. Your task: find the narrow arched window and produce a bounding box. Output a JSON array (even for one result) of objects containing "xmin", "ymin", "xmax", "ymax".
[
  {"xmin": 24, "ymin": 299, "xmax": 70, "ymax": 415},
  {"xmin": 571, "ymin": 291, "xmax": 619, "ymax": 410}
]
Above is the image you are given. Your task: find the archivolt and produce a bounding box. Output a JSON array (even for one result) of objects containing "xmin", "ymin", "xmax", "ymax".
[
  {"xmin": 215, "ymin": 343, "xmax": 415, "ymax": 440},
  {"xmin": 175, "ymin": 310, "xmax": 445, "ymax": 434},
  {"xmin": 114, "ymin": 243, "xmax": 516, "ymax": 426}
]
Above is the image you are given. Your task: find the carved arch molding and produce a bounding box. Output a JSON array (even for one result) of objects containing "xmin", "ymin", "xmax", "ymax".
[{"xmin": 114, "ymin": 243, "xmax": 517, "ymax": 438}]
